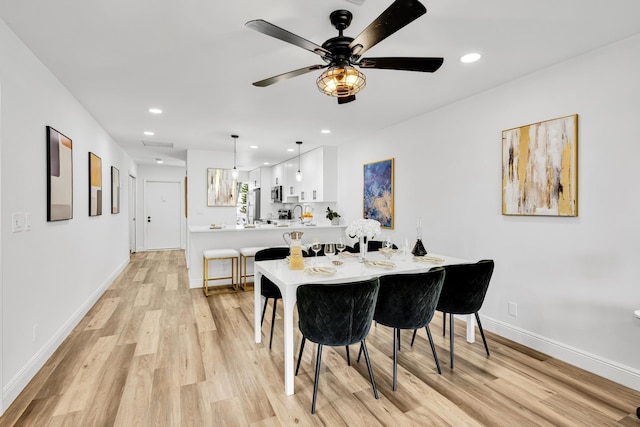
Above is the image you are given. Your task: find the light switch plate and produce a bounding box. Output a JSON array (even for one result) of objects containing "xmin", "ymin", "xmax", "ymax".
[
  {"xmin": 12, "ymin": 212, "xmax": 24, "ymax": 232},
  {"xmin": 25, "ymin": 213, "xmax": 32, "ymax": 231}
]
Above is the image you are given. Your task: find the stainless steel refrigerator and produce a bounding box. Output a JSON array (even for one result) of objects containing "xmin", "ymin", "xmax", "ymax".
[{"xmin": 248, "ymin": 188, "xmax": 260, "ymax": 224}]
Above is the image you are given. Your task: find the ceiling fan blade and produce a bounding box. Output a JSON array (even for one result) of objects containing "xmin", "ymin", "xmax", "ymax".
[
  {"xmin": 246, "ymin": 19, "xmax": 332, "ymax": 59},
  {"xmin": 358, "ymin": 57, "xmax": 443, "ymax": 72},
  {"xmin": 338, "ymin": 95, "xmax": 356, "ymax": 104},
  {"xmin": 252, "ymin": 65, "xmax": 326, "ymax": 87},
  {"xmin": 349, "ymin": 0, "xmax": 426, "ymax": 61}
]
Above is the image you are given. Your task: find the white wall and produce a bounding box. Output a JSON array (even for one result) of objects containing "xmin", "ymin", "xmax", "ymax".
[
  {"xmin": 135, "ymin": 164, "xmax": 187, "ymax": 251},
  {"xmin": 339, "ymin": 35, "xmax": 640, "ymax": 389},
  {"xmin": 186, "ymin": 149, "xmax": 249, "ymax": 227},
  {"xmin": 0, "ymin": 17, "xmax": 135, "ymax": 412}
]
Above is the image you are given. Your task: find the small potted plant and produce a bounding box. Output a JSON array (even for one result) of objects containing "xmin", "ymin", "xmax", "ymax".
[{"xmin": 326, "ymin": 207, "xmax": 341, "ymax": 225}]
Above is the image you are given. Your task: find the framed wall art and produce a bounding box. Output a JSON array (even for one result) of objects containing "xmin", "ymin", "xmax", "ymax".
[
  {"xmin": 111, "ymin": 166, "xmax": 120, "ymax": 214},
  {"xmin": 502, "ymin": 114, "xmax": 578, "ymax": 216},
  {"xmin": 363, "ymin": 158, "xmax": 394, "ymax": 228},
  {"xmin": 46, "ymin": 126, "xmax": 73, "ymax": 221},
  {"xmin": 207, "ymin": 168, "xmax": 238, "ymax": 207},
  {"xmin": 89, "ymin": 152, "xmax": 102, "ymax": 216}
]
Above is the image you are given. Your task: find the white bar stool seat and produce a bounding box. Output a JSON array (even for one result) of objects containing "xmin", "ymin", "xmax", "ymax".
[
  {"xmin": 239, "ymin": 246, "xmax": 267, "ymax": 291},
  {"xmin": 203, "ymin": 248, "xmax": 239, "ymax": 296}
]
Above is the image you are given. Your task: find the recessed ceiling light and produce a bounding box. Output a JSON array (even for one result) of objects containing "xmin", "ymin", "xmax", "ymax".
[
  {"xmin": 144, "ymin": 131, "xmax": 154, "ymax": 136},
  {"xmin": 148, "ymin": 108, "xmax": 162, "ymax": 114},
  {"xmin": 156, "ymin": 158, "xmax": 164, "ymax": 164},
  {"xmin": 460, "ymin": 53, "xmax": 482, "ymax": 64},
  {"xmin": 250, "ymin": 145, "xmax": 258, "ymax": 149},
  {"xmin": 321, "ymin": 129, "xmax": 331, "ymax": 134},
  {"xmin": 287, "ymin": 148, "xmax": 294, "ymax": 152},
  {"xmin": 263, "ymin": 162, "xmax": 270, "ymax": 165}
]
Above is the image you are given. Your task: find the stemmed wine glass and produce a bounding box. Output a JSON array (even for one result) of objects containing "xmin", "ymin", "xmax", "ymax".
[
  {"xmin": 324, "ymin": 243, "xmax": 335, "ymax": 262},
  {"xmin": 336, "ymin": 237, "xmax": 346, "ymax": 255},
  {"xmin": 311, "ymin": 239, "xmax": 322, "ymax": 265}
]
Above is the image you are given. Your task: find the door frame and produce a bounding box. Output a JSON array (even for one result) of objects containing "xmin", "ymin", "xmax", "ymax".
[
  {"xmin": 128, "ymin": 174, "xmax": 137, "ymax": 253},
  {"xmin": 143, "ymin": 179, "xmax": 184, "ymax": 250}
]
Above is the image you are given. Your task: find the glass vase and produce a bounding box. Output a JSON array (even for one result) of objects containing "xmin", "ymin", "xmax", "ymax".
[{"xmin": 359, "ymin": 236, "xmax": 367, "ymax": 262}]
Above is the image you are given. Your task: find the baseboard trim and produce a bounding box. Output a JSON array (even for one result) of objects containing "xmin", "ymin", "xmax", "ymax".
[
  {"xmin": 481, "ymin": 315, "xmax": 640, "ymax": 391},
  {"xmin": 2, "ymin": 256, "xmax": 130, "ymax": 411}
]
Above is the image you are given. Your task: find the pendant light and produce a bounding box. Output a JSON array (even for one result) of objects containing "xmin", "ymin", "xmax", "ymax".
[
  {"xmin": 295, "ymin": 141, "xmax": 303, "ymax": 182},
  {"xmin": 231, "ymin": 134, "xmax": 239, "ymax": 179}
]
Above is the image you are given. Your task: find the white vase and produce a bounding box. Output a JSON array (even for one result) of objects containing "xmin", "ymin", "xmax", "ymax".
[{"xmin": 359, "ymin": 236, "xmax": 367, "ymax": 262}]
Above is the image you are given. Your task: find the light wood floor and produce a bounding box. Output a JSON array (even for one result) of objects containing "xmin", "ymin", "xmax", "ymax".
[{"xmin": 2, "ymin": 250, "xmax": 639, "ymax": 426}]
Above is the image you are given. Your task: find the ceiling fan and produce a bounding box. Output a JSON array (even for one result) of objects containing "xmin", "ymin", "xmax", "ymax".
[{"xmin": 245, "ymin": 0, "xmax": 443, "ymax": 104}]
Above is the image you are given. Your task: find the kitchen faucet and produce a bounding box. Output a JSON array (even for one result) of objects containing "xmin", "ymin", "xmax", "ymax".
[{"xmin": 292, "ymin": 204, "xmax": 303, "ymax": 222}]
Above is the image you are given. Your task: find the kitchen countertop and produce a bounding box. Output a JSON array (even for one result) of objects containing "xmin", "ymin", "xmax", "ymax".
[{"xmin": 188, "ymin": 223, "xmax": 346, "ymax": 233}]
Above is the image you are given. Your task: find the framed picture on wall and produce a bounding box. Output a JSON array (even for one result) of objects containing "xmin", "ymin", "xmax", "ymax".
[
  {"xmin": 46, "ymin": 126, "xmax": 73, "ymax": 221},
  {"xmin": 502, "ymin": 114, "xmax": 578, "ymax": 216},
  {"xmin": 363, "ymin": 158, "xmax": 394, "ymax": 228},
  {"xmin": 207, "ymin": 168, "xmax": 238, "ymax": 207},
  {"xmin": 89, "ymin": 152, "xmax": 102, "ymax": 216},
  {"xmin": 111, "ymin": 166, "xmax": 120, "ymax": 214}
]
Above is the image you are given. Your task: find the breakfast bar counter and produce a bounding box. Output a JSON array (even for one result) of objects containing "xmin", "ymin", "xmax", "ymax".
[{"xmin": 186, "ymin": 223, "xmax": 347, "ymax": 288}]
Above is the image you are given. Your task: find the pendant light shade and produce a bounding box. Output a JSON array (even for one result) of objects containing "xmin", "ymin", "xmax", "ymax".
[
  {"xmin": 295, "ymin": 141, "xmax": 303, "ymax": 182},
  {"xmin": 231, "ymin": 134, "xmax": 239, "ymax": 179}
]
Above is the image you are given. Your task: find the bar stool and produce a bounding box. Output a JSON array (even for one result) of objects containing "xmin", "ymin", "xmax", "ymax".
[
  {"xmin": 239, "ymin": 246, "xmax": 267, "ymax": 291},
  {"xmin": 203, "ymin": 248, "xmax": 239, "ymax": 296}
]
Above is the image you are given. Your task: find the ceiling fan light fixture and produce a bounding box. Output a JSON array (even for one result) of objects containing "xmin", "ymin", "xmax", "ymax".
[{"xmin": 316, "ymin": 65, "xmax": 366, "ymax": 98}]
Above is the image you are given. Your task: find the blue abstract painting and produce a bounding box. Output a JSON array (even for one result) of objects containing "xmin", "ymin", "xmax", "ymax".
[{"xmin": 363, "ymin": 158, "xmax": 394, "ymax": 228}]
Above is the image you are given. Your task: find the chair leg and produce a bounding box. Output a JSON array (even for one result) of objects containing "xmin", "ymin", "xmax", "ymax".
[
  {"xmin": 296, "ymin": 336, "xmax": 306, "ymax": 376},
  {"xmin": 425, "ymin": 325, "xmax": 442, "ymax": 374},
  {"xmin": 397, "ymin": 329, "xmax": 401, "ymax": 350},
  {"xmin": 393, "ymin": 328, "xmax": 399, "ymax": 391},
  {"xmin": 357, "ymin": 342, "xmax": 363, "ymax": 363},
  {"xmin": 449, "ymin": 313, "xmax": 455, "ymax": 369},
  {"xmin": 311, "ymin": 344, "xmax": 323, "ymax": 414},
  {"xmin": 261, "ymin": 297, "xmax": 268, "ymax": 325},
  {"xmin": 443, "ymin": 311, "xmax": 446, "ymax": 336},
  {"xmin": 269, "ymin": 298, "xmax": 278, "ymax": 349},
  {"xmin": 346, "ymin": 345, "xmax": 351, "ymax": 366},
  {"xmin": 475, "ymin": 312, "xmax": 490, "ymax": 356},
  {"xmin": 410, "ymin": 329, "xmax": 417, "ymax": 346},
  {"xmin": 360, "ymin": 340, "xmax": 379, "ymax": 400}
]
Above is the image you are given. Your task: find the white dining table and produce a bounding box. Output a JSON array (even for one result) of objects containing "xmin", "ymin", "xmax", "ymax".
[{"xmin": 254, "ymin": 251, "xmax": 474, "ymax": 395}]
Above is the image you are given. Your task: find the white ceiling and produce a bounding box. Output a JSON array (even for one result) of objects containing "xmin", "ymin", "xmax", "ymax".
[{"xmin": 2, "ymin": 0, "xmax": 640, "ymax": 169}]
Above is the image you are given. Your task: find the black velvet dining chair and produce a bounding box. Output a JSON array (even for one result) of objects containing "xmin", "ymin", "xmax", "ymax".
[
  {"xmin": 371, "ymin": 268, "xmax": 446, "ymax": 390},
  {"xmin": 415, "ymin": 260, "xmax": 494, "ymax": 369},
  {"xmin": 295, "ymin": 278, "xmax": 380, "ymax": 414},
  {"xmin": 255, "ymin": 247, "xmax": 290, "ymax": 349}
]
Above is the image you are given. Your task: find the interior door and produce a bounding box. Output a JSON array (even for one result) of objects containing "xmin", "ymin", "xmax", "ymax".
[{"xmin": 145, "ymin": 180, "xmax": 181, "ymax": 250}]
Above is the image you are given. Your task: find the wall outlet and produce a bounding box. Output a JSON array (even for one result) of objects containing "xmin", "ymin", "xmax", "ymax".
[
  {"xmin": 33, "ymin": 324, "xmax": 39, "ymax": 342},
  {"xmin": 508, "ymin": 302, "xmax": 518, "ymax": 317}
]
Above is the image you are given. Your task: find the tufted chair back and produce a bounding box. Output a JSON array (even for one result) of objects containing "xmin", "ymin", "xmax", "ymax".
[
  {"xmin": 436, "ymin": 260, "xmax": 494, "ymax": 315},
  {"xmin": 297, "ymin": 278, "xmax": 380, "ymax": 346},
  {"xmin": 375, "ymin": 267, "xmax": 445, "ymax": 330}
]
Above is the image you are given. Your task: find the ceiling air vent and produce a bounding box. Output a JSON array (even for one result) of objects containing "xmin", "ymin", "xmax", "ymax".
[{"xmin": 142, "ymin": 140, "xmax": 174, "ymax": 149}]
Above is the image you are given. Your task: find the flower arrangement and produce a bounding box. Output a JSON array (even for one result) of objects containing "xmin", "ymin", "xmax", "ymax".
[
  {"xmin": 325, "ymin": 207, "xmax": 340, "ymax": 220},
  {"xmin": 346, "ymin": 218, "xmax": 381, "ymax": 239}
]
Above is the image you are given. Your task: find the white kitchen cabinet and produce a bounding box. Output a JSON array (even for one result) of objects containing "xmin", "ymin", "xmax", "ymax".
[
  {"xmin": 272, "ymin": 163, "xmax": 284, "ymax": 187},
  {"xmin": 249, "ymin": 167, "xmax": 271, "ymax": 191},
  {"xmin": 298, "ymin": 146, "xmax": 337, "ymax": 203}
]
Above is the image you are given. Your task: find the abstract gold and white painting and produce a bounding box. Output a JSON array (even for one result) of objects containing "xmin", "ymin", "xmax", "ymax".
[
  {"xmin": 207, "ymin": 168, "xmax": 238, "ymax": 207},
  {"xmin": 502, "ymin": 114, "xmax": 578, "ymax": 216}
]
